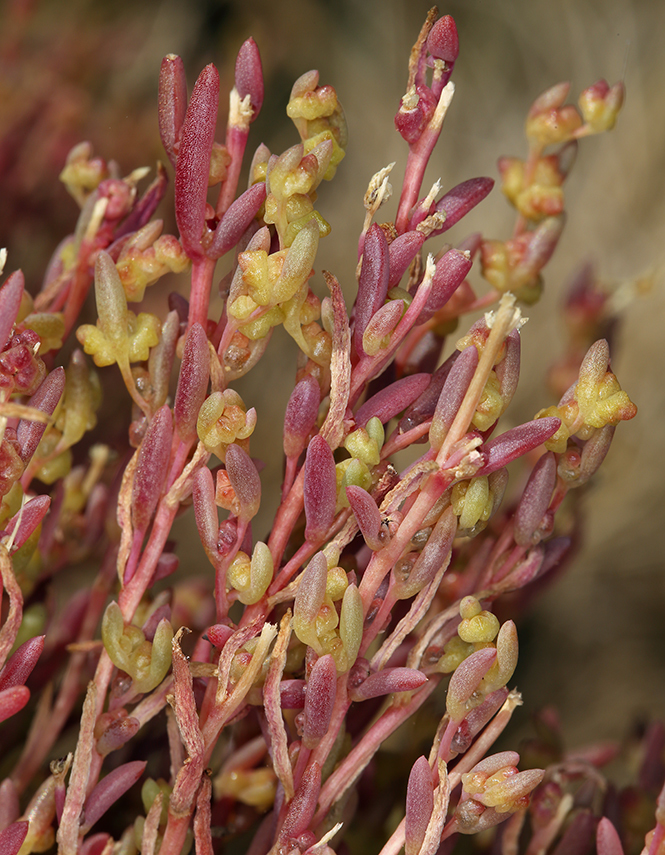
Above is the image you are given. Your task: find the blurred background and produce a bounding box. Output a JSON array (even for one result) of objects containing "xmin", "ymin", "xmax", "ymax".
[{"xmin": 1, "ymin": 0, "xmax": 664, "ymax": 751}]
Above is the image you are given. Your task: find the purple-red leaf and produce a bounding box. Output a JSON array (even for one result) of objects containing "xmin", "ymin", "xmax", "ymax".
[
  {"xmin": 225, "ymin": 443, "xmax": 261, "ymax": 522},
  {"xmin": 354, "ymin": 223, "xmax": 389, "ymax": 356},
  {"xmin": 175, "ymin": 64, "xmax": 220, "ymax": 259},
  {"xmin": 174, "ymin": 323, "xmax": 210, "ymax": 444},
  {"xmin": 279, "ymin": 762, "xmax": 322, "ymax": 844},
  {"xmin": 303, "ymin": 654, "xmax": 337, "ymax": 748},
  {"xmin": 235, "ymin": 38, "xmax": 264, "ymax": 118},
  {"xmin": 350, "ymin": 667, "xmax": 427, "ymax": 702},
  {"xmin": 131, "ymin": 405, "xmax": 173, "ymax": 532},
  {"xmin": 17, "ymin": 367, "xmax": 65, "ymax": 463},
  {"xmin": 479, "ymin": 417, "xmax": 561, "ymax": 475},
  {"xmin": 346, "ymin": 485, "xmax": 383, "ymax": 551},
  {"xmin": 0, "ymin": 822, "xmax": 29, "ymax": 855},
  {"xmin": 514, "ymin": 452, "xmax": 557, "ymax": 546},
  {"xmin": 432, "ymin": 177, "xmax": 494, "ymax": 235},
  {"xmin": 430, "ymin": 345, "xmax": 478, "ymax": 450},
  {"xmin": 3, "ymin": 496, "xmax": 50, "ymax": 552},
  {"xmin": 82, "ymin": 761, "xmax": 147, "ymax": 832},
  {"xmin": 0, "ymin": 685, "xmax": 30, "ymax": 723},
  {"xmin": 158, "ymin": 54, "xmax": 188, "ymax": 168},
  {"xmin": 283, "ymin": 375, "xmax": 321, "ymax": 459},
  {"xmin": 356, "ymin": 373, "xmax": 430, "ymax": 428},
  {"xmin": 406, "ymin": 757, "xmax": 434, "ymax": 855},
  {"xmin": 415, "ymin": 248, "xmax": 472, "ymax": 325},
  {"xmin": 388, "ymin": 231, "xmax": 425, "ymax": 288},
  {"xmin": 209, "ymin": 182, "xmax": 266, "ymax": 259},
  {"xmin": 303, "ymin": 436, "xmax": 336, "ymax": 542},
  {"xmin": 0, "ymin": 270, "xmax": 24, "ymax": 349},
  {"xmin": 0, "ymin": 635, "xmax": 44, "ymax": 692},
  {"xmin": 192, "ymin": 466, "xmax": 218, "ymax": 554}
]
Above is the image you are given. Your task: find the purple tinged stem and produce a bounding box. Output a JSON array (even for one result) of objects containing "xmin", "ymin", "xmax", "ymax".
[
  {"xmin": 175, "ymin": 63, "xmax": 220, "ymax": 260},
  {"xmin": 405, "ymin": 757, "xmax": 434, "ymax": 855},
  {"xmin": 303, "ymin": 435, "xmax": 336, "ymax": 542},
  {"xmin": 355, "ymin": 373, "xmax": 430, "ymax": 428},
  {"xmin": 225, "ymin": 443, "xmax": 261, "ymax": 522},
  {"xmin": 303, "ymin": 654, "xmax": 337, "ymax": 748},
  {"xmin": 131, "ymin": 405, "xmax": 173, "ymax": 533},
  {"xmin": 174, "ymin": 323, "xmax": 210, "ymax": 445},
  {"xmin": 17, "ymin": 367, "xmax": 65, "ymax": 463}
]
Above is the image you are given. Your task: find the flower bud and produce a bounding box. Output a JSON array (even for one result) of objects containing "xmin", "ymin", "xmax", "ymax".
[{"xmin": 578, "ymin": 79, "xmax": 624, "ymax": 133}]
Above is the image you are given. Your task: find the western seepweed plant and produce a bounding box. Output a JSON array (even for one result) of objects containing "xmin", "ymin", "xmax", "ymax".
[{"xmin": 0, "ymin": 7, "xmax": 659, "ymax": 855}]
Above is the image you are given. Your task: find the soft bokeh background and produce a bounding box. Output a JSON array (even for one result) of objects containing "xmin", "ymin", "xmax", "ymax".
[{"xmin": 2, "ymin": 0, "xmax": 664, "ymax": 751}]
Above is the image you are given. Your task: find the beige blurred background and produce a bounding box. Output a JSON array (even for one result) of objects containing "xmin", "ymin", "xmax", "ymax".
[{"xmin": 2, "ymin": 0, "xmax": 664, "ymax": 749}]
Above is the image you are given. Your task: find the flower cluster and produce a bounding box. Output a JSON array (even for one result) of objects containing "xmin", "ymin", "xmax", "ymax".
[{"xmin": 0, "ymin": 9, "xmax": 658, "ymax": 855}]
